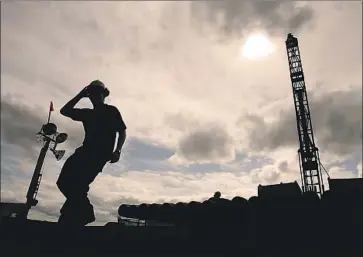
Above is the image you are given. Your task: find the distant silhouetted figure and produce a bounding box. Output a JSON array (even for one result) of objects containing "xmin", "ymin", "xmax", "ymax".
[
  {"xmin": 209, "ymin": 191, "xmax": 221, "ymax": 203},
  {"xmin": 56, "ymin": 80, "xmax": 127, "ymax": 226}
]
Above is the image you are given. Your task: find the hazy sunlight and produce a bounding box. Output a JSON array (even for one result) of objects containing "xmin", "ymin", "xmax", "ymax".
[{"xmin": 242, "ymin": 33, "xmax": 274, "ymax": 60}]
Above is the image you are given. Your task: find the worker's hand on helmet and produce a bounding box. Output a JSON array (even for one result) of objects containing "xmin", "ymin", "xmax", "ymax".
[
  {"xmin": 77, "ymin": 87, "xmax": 89, "ymax": 98},
  {"xmin": 109, "ymin": 150, "xmax": 121, "ymax": 163}
]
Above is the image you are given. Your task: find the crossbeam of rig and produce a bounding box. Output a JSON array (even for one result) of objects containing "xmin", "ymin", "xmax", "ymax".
[{"xmin": 285, "ymin": 33, "xmax": 325, "ymax": 196}]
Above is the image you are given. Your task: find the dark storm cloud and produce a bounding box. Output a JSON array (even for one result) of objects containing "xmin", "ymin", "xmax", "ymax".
[
  {"xmin": 191, "ymin": 1, "xmax": 315, "ymax": 37},
  {"xmin": 246, "ymin": 89, "xmax": 362, "ymax": 156},
  {"xmin": 278, "ymin": 161, "xmax": 289, "ymax": 173},
  {"xmin": 164, "ymin": 113, "xmax": 234, "ymax": 162},
  {"xmin": 1, "ymin": 97, "xmax": 84, "ymax": 158},
  {"xmin": 178, "ymin": 125, "xmax": 233, "ymax": 162},
  {"xmin": 1, "ymin": 98, "xmax": 45, "ymax": 159}
]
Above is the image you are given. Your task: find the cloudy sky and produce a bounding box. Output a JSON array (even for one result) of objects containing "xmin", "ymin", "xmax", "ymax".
[{"xmin": 1, "ymin": 1, "xmax": 362, "ymax": 225}]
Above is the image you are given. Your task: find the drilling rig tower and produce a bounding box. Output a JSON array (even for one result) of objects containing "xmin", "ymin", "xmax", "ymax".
[{"xmin": 285, "ymin": 33, "xmax": 325, "ymax": 196}]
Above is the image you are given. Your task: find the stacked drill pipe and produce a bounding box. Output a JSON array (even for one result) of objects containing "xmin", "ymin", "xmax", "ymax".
[
  {"xmin": 118, "ymin": 196, "xmax": 251, "ymax": 227},
  {"xmin": 118, "ymin": 187, "xmax": 362, "ymax": 254}
]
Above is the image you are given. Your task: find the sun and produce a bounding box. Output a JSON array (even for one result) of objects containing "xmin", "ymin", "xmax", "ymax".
[{"xmin": 241, "ymin": 33, "xmax": 275, "ymax": 60}]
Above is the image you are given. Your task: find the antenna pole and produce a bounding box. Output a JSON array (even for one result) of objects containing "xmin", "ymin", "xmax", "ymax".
[
  {"xmin": 23, "ymin": 137, "xmax": 51, "ymax": 218},
  {"xmin": 47, "ymin": 111, "xmax": 51, "ymax": 124},
  {"xmin": 16, "ymin": 101, "xmax": 67, "ymax": 219}
]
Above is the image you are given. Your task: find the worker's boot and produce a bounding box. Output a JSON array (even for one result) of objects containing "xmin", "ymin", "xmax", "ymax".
[
  {"xmin": 58, "ymin": 199, "xmax": 85, "ymax": 226},
  {"xmin": 58, "ymin": 212, "xmax": 81, "ymax": 226},
  {"xmin": 59, "ymin": 196, "xmax": 95, "ymax": 226},
  {"xmin": 58, "ymin": 210, "xmax": 93, "ymax": 227},
  {"xmin": 81, "ymin": 203, "xmax": 96, "ymax": 226}
]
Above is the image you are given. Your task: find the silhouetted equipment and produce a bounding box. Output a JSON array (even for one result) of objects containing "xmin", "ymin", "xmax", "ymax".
[
  {"xmin": 51, "ymin": 149, "xmax": 65, "ymax": 161},
  {"xmin": 56, "ymin": 132, "xmax": 68, "ymax": 144},
  {"xmin": 328, "ymin": 178, "xmax": 363, "ymax": 196},
  {"xmin": 258, "ymin": 181, "xmax": 302, "ymax": 202},
  {"xmin": 285, "ymin": 33, "xmax": 325, "ymax": 196},
  {"xmin": 1, "ymin": 103, "xmax": 69, "ymax": 219},
  {"xmin": 0, "ymin": 203, "xmax": 29, "ymax": 223},
  {"xmin": 118, "ymin": 193, "xmax": 249, "ymax": 227}
]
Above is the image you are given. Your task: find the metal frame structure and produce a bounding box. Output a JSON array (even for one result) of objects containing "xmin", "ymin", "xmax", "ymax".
[
  {"xmin": 24, "ymin": 135, "xmax": 51, "ymax": 217},
  {"xmin": 5, "ymin": 103, "xmax": 69, "ymax": 219},
  {"xmin": 23, "ymin": 121, "xmax": 68, "ymax": 218},
  {"xmin": 285, "ymin": 33, "xmax": 325, "ymax": 196}
]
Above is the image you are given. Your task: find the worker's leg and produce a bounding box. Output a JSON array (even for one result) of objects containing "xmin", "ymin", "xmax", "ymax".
[
  {"xmin": 59, "ymin": 195, "xmax": 94, "ymax": 226},
  {"xmin": 58, "ymin": 188, "xmax": 95, "ymax": 226},
  {"xmin": 58, "ymin": 183, "xmax": 95, "ymax": 225},
  {"xmin": 57, "ymin": 153, "xmax": 80, "ymax": 225},
  {"xmin": 57, "ymin": 155, "xmax": 106, "ymax": 225},
  {"xmin": 57, "ymin": 153, "xmax": 80, "ymax": 198}
]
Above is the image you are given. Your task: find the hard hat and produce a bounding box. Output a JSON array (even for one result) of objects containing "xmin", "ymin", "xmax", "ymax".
[{"xmin": 88, "ymin": 80, "xmax": 110, "ymax": 97}]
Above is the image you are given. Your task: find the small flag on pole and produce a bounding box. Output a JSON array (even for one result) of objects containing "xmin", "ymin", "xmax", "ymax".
[
  {"xmin": 50, "ymin": 101, "xmax": 54, "ymax": 112},
  {"xmin": 47, "ymin": 101, "xmax": 54, "ymax": 123}
]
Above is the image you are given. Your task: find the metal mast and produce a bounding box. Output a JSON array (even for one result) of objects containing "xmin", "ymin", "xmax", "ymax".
[
  {"xmin": 21, "ymin": 102, "xmax": 68, "ymax": 218},
  {"xmin": 285, "ymin": 33, "xmax": 325, "ymax": 196},
  {"xmin": 24, "ymin": 138, "xmax": 51, "ymax": 217}
]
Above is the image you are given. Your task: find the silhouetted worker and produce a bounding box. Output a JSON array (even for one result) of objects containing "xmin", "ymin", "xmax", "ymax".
[
  {"xmin": 209, "ymin": 191, "xmax": 221, "ymax": 203},
  {"xmin": 56, "ymin": 80, "xmax": 127, "ymax": 226}
]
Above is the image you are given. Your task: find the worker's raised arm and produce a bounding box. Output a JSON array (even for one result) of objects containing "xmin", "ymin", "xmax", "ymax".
[{"xmin": 60, "ymin": 87, "xmax": 89, "ymax": 121}]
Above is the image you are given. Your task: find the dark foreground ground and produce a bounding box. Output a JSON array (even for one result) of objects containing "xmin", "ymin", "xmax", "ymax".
[
  {"xmin": 1, "ymin": 203, "xmax": 362, "ymax": 257},
  {"xmin": 2, "ymin": 180, "xmax": 363, "ymax": 257}
]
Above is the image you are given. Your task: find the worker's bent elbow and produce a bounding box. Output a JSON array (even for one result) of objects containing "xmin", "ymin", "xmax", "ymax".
[
  {"xmin": 60, "ymin": 108, "xmax": 69, "ymax": 117},
  {"xmin": 120, "ymin": 129, "xmax": 126, "ymax": 138},
  {"xmin": 117, "ymin": 130, "xmax": 127, "ymax": 143}
]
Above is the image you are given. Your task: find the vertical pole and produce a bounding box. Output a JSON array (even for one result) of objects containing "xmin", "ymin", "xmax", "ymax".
[{"xmin": 23, "ymin": 137, "xmax": 51, "ymax": 218}]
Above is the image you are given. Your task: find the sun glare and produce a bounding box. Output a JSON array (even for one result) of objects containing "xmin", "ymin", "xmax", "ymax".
[{"xmin": 242, "ymin": 33, "xmax": 274, "ymax": 60}]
